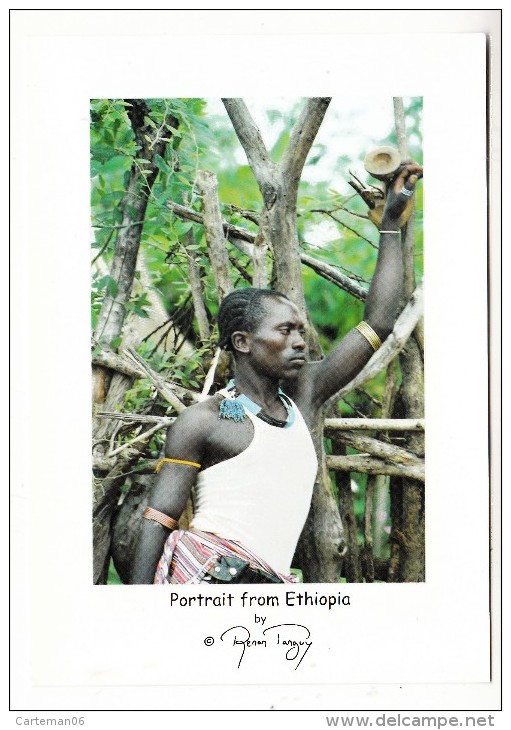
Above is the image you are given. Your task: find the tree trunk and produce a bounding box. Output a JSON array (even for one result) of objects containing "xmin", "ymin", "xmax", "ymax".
[
  {"xmin": 111, "ymin": 478, "xmax": 151, "ymax": 584},
  {"xmin": 223, "ymin": 97, "xmax": 346, "ymax": 582},
  {"xmin": 373, "ymin": 358, "xmax": 399, "ymax": 560},
  {"xmin": 293, "ymin": 417, "xmax": 345, "ymax": 582},
  {"xmin": 397, "ymin": 338, "xmax": 425, "ymax": 581},
  {"xmin": 93, "ymin": 447, "xmax": 141, "ymax": 583},
  {"xmin": 334, "ymin": 442, "xmax": 362, "ymax": 583},
  {"xmin": 92, "ymin": 99, "xmax": 178, "ymax": 583},
  {"xmin": 392, "ymin": 97, "xmax": 425, "ymax": 581},
  {"xmin": 222, "ymin": 97, "xmax": 330, "ymax": 318}
]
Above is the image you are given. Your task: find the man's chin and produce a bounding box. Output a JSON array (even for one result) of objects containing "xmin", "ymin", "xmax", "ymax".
[{"xmin": 282, "ymin": 365, "xmax": 303, "ymax": 379}]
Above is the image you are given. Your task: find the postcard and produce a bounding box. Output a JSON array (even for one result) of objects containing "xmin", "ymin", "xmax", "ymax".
[{"xmin": 10, "ymin": 8, "xmax": 502, "ymax": 724}]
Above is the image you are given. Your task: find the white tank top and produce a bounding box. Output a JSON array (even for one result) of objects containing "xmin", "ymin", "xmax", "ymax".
[{"xmin": 189, "ymin": 398, "xmax": 318, "ymax": 575}]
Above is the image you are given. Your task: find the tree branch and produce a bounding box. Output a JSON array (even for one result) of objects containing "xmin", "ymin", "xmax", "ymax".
[
  {"xmin": 185, "ymin": 230, "xmax": 211, "ymax": 341},
  {"xmin": 166, "ymin": 200, "xmax": 255, "ymax": 248},
  {"xmin": 196, "ymin": 170, "xmax": 234, "ymax": 301},
  {"xmin": 280, "ymin": 98, "xmax": 331, "ymax": 199},
  {"xmin": 327, "ymin": 431, "xmax": 423, "ymax": 465},
  {"xmin": 97, "ymin": 411, "xmax": 424, "ymax": 434},
  {"xmin": 324, "ymin": 417, "xmax": 424, "ymax": 432},
  {"xmin": 393, "ymin": 97, "xmax": 416, "ymax": 298},
  {"xmin": 166, "ymin": 199, "xmax": 369, "ymax": 299},
  {"xmin": 92, "ymin": 348, "xmax": 199, "ymax": 403},
  {"xmin": 393, "ymin": 97, "xmax": 410, "ymax": 161},
  {"xmin": 97, "ymin": 412, "xmax": 175, "ymax": 426},
  {"xmin": 326, "ymin": 454, "xmax": 424, "ymax": 482},
  {"xmin": 330, "ymin": 281, "xmax": 424, "ymax": 401},
  {"xmin": 309, "ymin": 208, "xmax": 377, "ymax": 248},
  {"xmin": 106, "ymin": 421, "xmax": 167, "ymax": 458},
  {"xmin": 300, "ymin": 253, "xmax": 367, "ymax": 301},
  {"xmin": 122, "ymin": 347, "xmax": 187, "ymax": 414},
  {"xmin": 221, "ymin": 98, "xmax": 277, "ymax": 203},
  {"xmin": 249, "ymin": 230, "xmax": 267, "ymax": 289},
  {"xmin": 94, "ymin": 456, "xmax": 160, "ymax": 474}
]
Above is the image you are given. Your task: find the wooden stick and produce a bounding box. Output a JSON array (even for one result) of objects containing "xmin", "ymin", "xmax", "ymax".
[
  {"xmin": 123, "ymin": 347, "xmax": 186, "ymax": 414},
  {"xmin": 166, "ymin": 200, "xmax": 255, "ymax": 249},
  {"xmin": 106, "ymin": 421, "xmax": 167, "ymax": 457},
  {"xmin": 326, "ymin": 454, "xmax": 425, "ymax": 482},
  {"xmin": 93, "ymin": 455, "xmax": 160, "ymax": 474},
  {"xmin": 328, "ymin": 431, "xmax": 423, "ymax": 466},
  {"xmin": 325, "ymin": 417, "xmax": 424, "ymax": 431},
  {"xmin": 92, "ymin": 348, "xmax": 199, "ymax": 403},
  {"xmin": 331, "ymin": 281, "xmax": 424, "ymax": 401},
  {"xmin": 96, "ymin": 412, "xmax": 175, "ymax": 425},
  {"xmin": 200, "ymin": 346, "xmax": 221, "ymax": 400},
  {"xmin": 363, "ymin": 475, "xmax": 376, "ymax": 582},
  {"xmin": 300, "ymin": 253, "xmax": 368, "ymax": 301}
]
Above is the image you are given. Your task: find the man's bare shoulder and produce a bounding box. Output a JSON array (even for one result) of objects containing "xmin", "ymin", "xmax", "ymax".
[
  {"xmin": 170, "ymin": 393, "xmax": 223, "ymax": 432},
  {"xmin": 164, "ymin": 393, "xmax": 224, "ymax": 460}
]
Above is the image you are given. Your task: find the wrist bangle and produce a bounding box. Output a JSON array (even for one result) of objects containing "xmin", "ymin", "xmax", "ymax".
[
  {"xmin": 379, "ymin": 230, "xmax": 399, "ymax": 234},
  {"xmin": 354, "ymin": 321, "xmax": 383, "ymax": 352},
  {"xmin": 400, "ymin": 186, "xmax": 414, "ymax": 197}
]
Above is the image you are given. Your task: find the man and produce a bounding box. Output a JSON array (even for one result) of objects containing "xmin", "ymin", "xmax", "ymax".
[{"xmin": 131, "ymin": 163, "xmax": 422, "ymax": 584}]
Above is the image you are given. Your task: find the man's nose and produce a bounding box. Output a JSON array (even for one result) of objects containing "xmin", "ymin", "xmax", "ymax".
[{"xmin": 293, "ymin": 333, "xmax": 306, "ymax": 349}]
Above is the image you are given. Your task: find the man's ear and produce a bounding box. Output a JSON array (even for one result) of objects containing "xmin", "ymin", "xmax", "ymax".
[{"xmin": 231, "ymin": 331, "xmax": 250, "ymax": 355}]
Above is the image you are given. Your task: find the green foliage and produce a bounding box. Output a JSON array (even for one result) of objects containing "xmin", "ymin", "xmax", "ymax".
[
  {"xmin": 126, "ymin": 292, "xmax": 151, "ymax": 319},
  {"xmin": 107, "ymin": 559, "xmax": 123, "ymax": 585}
]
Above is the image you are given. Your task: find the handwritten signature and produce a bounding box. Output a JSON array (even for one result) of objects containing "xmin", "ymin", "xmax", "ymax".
[{"xmin": 219, "ymin": 623, "xmax": 312, "ymax": 670}]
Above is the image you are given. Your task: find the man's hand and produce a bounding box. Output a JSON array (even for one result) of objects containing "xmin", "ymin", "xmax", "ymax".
[
  {"xmin": 381, "ymin": 163, "xmax": 423, "ymax": 230},
  {"xmin": 348, "ymin": 162, "xmax": 423, "ymax": 230}
]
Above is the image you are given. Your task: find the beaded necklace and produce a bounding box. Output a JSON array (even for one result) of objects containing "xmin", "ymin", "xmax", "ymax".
[{"xmin": 218, "ymin": 379, "xmax": 295, "ymax": 428}]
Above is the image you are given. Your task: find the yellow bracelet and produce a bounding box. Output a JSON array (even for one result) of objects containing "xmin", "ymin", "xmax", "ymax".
[
  {"xmin": 355, "ymin": 321, "xmax": 383, "ymax": 352},
  {"xmin": 155, "ymin": 457, "xmax": 202, "ymax": 472},
  {"xmin": 143, "ymin": 507, "xmax": 178, "ymax": 531}
]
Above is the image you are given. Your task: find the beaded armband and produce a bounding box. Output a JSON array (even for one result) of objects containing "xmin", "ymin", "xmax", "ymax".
[{"xmin": 143, "ymin": 507, "xmax": 178, "ymax": 531}]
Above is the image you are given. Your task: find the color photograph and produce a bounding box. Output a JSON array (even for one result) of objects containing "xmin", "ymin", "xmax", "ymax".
[{"xmin": 90, "ymin": 96, "xmax": 424, "ymax": 586}]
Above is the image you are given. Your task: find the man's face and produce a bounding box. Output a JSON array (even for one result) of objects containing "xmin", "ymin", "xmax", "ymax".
[{"xmin": 243, "ymin": 298, "xmax": 307, "ymax": 379}]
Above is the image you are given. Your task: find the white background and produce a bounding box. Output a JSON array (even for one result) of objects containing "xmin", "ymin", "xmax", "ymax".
[{"xmin": 9, "ymin": 7, "xmax": 502, "ymax": 722}]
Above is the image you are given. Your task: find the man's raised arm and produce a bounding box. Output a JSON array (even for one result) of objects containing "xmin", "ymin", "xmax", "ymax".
[{"xmin": 307, "ymin": 163, "xmax": 423, "ymax": 409}]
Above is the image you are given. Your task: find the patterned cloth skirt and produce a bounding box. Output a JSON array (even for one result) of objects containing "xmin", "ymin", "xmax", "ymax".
[{"xmin": 154, "ymin": 528, "xmax": 297, "ymax": 585}]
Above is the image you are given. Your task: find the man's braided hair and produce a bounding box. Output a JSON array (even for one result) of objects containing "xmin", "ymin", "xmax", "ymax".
[{"xmin": 217, "ymin": 288, "xmax": 290, "ymax": 353}]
